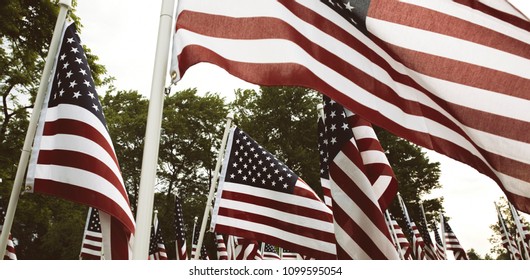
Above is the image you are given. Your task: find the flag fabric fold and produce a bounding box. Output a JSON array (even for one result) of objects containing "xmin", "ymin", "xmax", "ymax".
[
  {"xmin": 80, "ymin": 207, "xmax": 103, "ymax": 260},
  {"xmin": 211, "ymin": 127, "xmax": 336, "ymax": 259},
  {"xmin": 319, "ymin": 96, "xmax": 398, "ymax": 260},
  {"xmin": 171, "ymin": 0, "xmax": 530, "ymax": 214},
  {"xmin": 0, "ymin": 204, "xmax": 16, "ymax": 260},
  {"xmin": 443, "ymin": 219, "xmax": 468, "ymax": 260},
  {"xmin": 24, "ymin": 22, "xmax": 135, "ymax": 259},
  {"xmin": 215, "ymin": 233, "xmax": 229, "ymax": 260}
]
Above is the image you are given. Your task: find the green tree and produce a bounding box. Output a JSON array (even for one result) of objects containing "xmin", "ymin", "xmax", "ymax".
[{"xmin": 101, "ymin": 90, "xmax": 148, "ymax": 214}]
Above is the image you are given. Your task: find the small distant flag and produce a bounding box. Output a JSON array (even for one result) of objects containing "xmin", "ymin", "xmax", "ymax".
[{"xmin": 80, "ymin": 207, "xmax": 103, "ymax": 260}]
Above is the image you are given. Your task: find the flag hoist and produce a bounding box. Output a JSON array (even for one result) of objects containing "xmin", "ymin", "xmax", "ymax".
[{"xmin": 0, "ymin": 0, "xmax": 72, "ymax": 257}]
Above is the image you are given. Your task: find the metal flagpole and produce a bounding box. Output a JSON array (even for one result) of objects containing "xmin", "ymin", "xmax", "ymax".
[
  {"xmin": 495, "ymin": 202, "xmax": 516, "ymax": 260},
  {"xmin": 385, "ymin": 209, "xmax": 405, "ymax": 260},
  {"xmin": 440, "ymin": 214, "xmax": 448, "ymax": 257},
  {"xmin": 194, "ymin": 113, "xmax": 234, "ymax": 259},
  {"xmin": 0, "ymin": 0, "xmax": 72, "ymax": 258},
  {"xmin": 132, "ymin": 0, "xmax": 175, "ymax": 259},
  {"xmin": 508, "ymin": 202, "xmax": 530, "ymax": 259},
  {"xmin": 385, "ymin": 210, "xmax": 404, "ymax": 260}
]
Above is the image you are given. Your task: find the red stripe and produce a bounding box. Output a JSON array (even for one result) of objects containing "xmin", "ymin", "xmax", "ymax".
[
  {"xmin": 42, "ymin": 119, "xmax": 120, "ymax": 167},
  {"xmin": 216, "ymin": 204, "xmax": 335, "ymax": 243},
  {"xmin": 33, "ymin": 179, "xmax": 135, "ymax": 234},
  {"xmin": 220, "ymin": 188, "xmax": 333, "ymax": 222},
  {"xmin": 368, "ymin": 0, "xmax": 530, "ymax": 60},
  {"xmin": 454, "ymin": 0, "xmax": 530, "ymax": 31},
  {"xmin": 332, "ymin": 203, "xmax": 391, "ymax": 259},
  {"xmin": 214, "ymin": 224, "xmax": 335, "ymax": 260},
  {"xmin": 36, "ymin": 149, "xmax": 129, "ymax": 200}
]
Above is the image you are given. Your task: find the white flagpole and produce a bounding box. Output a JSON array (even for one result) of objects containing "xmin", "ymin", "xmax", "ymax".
[
  {"xmin": 385, "ymin": 210, "xmax": 404, "ymax": 260},
  {"xmin": 440, "ymin": 214, "xmax": 448, "ymax": 257},
  {"xmin": 508, "ymin": 202, "xmax": 530, "ymax": 259},
  {"xmin": 495, "ymin": 202, "xmax": 516, "ymax": 260},
  {"xmin": 0, "ymin": 0, "xmax": 72, "ymax": 258},
  {"xmin": 194, "ymin": 113, "xmax": 234, "ymax": 259},
  {"xmin": 132, "ymin": 0, "xmax": 175, "ymax": 259}
]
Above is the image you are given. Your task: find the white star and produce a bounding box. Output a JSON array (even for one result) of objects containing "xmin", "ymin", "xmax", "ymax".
[
  {"xmin": 330, "ymin": 124, "xmax": 337, "ymax": 131},
  {"xmin": 73, "ymin": 91, "xmax": 81, "ymax": 98},
  {"xmin": 62, "ymin": 62, "xmax": 69, "ymax": 69},
  {"xmin": 330, "ymin": 111, "xmax": 336, "ymax": 118},
  {"xmin": 342, "ymin": 123, "xmax": 349, "ymax": 130},
  {"xmin": 344, "ymin": 1, "xmax": 354, "ymax": 11},
  {"xmin": 65, "ymin": 71, "xmax": 73, "ymax": 78},
  {"xmin": 67, "ymin": 37, "xmax": 75, "ymax": 43},
  {"xmin": 69, "ymin": 80, "xmax": 77, "ymax": 88},
  {"xmin": 79, "ymin": 69, "xmax": 87, "ymax": 75},
  {"xmin": 88, "ymin": 92, "xmax": 95, "ymax": 99},
  {"xmin": 60, "ymin": 54, "xmax": 66, "ymax": 60},
  {"xmin": 83, "ymin": 80, "xmax": 91, "ymax": 87},
  {"xmin": 75, "ymin": 57, "xmax": 83, "ymax": 64},
  {"xmin": 71, "ymin": 47, "xmax": 79, "ymax": 54},
  {"xmin": 59, "ymin": 89, "xmax": 65, "ymax": 96},
  {"xmin": 92, "ymin": 104, "xmax": 99, "ymax": 111}
]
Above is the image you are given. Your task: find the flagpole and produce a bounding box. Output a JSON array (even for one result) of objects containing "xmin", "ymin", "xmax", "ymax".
[
  {"xmin": 132, "ymin": 0, "xmax": 175, "ymax": 259},
  {"xmin": 440, "ymin": 214, "xmax": 448, "ymax": 257},
  {"xmin": 508, "ymin": 202, "xmax": 530, "ymax": 259},
  {"xmin": 385, "ymin": 210, "xmax": 404, "ymax": 260},
  {"xmin": 194, "ymin": 112, "xmax": 234, "ymax": 259},
  {"xmin": 495, "ymin": 202, "xmax": 515, "ymax": 260},
  {"xmin": 0, "ymin": 0, "xmax": 72, "ymax": 258}
]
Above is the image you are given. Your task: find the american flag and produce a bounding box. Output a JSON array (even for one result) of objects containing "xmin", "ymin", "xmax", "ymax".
[
  {"xmin": 262, "ymin": 243, "xmax": 280, "ymax": 260},
  {"xmin": 317, "ymin": 114, "xmax": 332, "ymax": 209},
  {"xmin": 25, "ymin": 22, "xmax": 134, "ymax": 259},
  {"xmin": 80, "ymin": 207, "xmax": 103, "ymax": 260},
  {"xmin": 191, "ymin": 217, "xmax": 209, "ymax": 260},
  {"xmin": 433, "ymin": 224, "xmax": 447, "ymax": 260},
  {"xmin": 496, "ymin": 203, "xmax": 522, "ymax": 260},
  {"xmin": 319, "ymin": 96, "xmax": 398, "ymax": 259},
  {"xmin": 443, "ymin": 219, "xmax": 468, "ymax": 260},
  {"xmin": 387, "ymin": 213, "xmax": 412, "ymax": 260},
  {"xmin": 148, "ymin": 216, "xmax": 168, "ymax": 260},
  {"xmin": 233, "ymin": 236, "xmax": 262, "ymax": 260},
  {"xmin": 398, "ymin": 196, "xmax": 426, "ymax": 260},
  {"xmin": 417, "ymin": 220, "xmax": 437, "ymax": 260},
  {"xmin": 171, "ymin": 0, "xmax": 530, "ymax": 215},
  {"xmin": 174, "ymin": 195, "xmax": 188, "ymax": 260},
  {"xmin": 0, "ymin": 204, "xmax": 16, "ymax": 260},
  {"xmin": 215, "ymin": 233, "xmax": 228, "ymax": 260},
  {"xmin": 508, "ymin": 202, "xmax": 530, "ymax": 258},
  {"xmin": 211, "ymin": 127, "xmax": 336, "ymax": 259},
  {"xmin": 280, "ymin": 248, "xmax": 302, "ymax": 260}
]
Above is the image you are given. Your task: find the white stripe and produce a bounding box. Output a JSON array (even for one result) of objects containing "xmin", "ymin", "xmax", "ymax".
[
  {"xmin": 334, "ymin": 151, "xmax": 381, "ymax": 208},
  {"xmin": 360, "ymin": 150, "xmax": 390, "ymax": 165},
  {"xmin": 333, "ymin": 219, "xmax": 370, "ymax": 259},
  {"xmin": 221, "ymin": 182, "xmax": 332, "ymax": 218},
  {"xmin": 372, "ymin": 175, "xmax": 393, "ymax": 200},
  {"xmin": 366, "ymin": 17, "xmax": 530, "ymax": 79},
  {"xmin": 215, "ymin": 216, "xmax": 336, "ymax": 255},
  {"xmin": 481, "ymin": 0, "xmax": 528, "ymax": 19},
  {"xmin": 352, "ymin": 126, "xmax": 378, "ymax": 140},
  {"xmin": 38, "ymin": 134, "xmax": 124, "ymax": 186},
  {"xmin": 82, "ymin": 239, "xmax": 102, "ymax": 247},
  {"xmin": 84, "ymin": 231, "xmax": 103, "ymax": 239},
  {"xmin": 81, "ymin": 248, "xmax": 102, "ymax": 256},
  {"xmin": 175, "ymin": 0, "xmax": 530, "ymax": 197},
  {"xmin": 330, "ymin": 176, "xmax": 398, "ymax": 259},
  {"xmin": 45, "ymin": 104, "xmax": 115, "ymax": 150},
  {"xmin": 217, "ymin": 192, "xmax": 334, "ymax": 234},
  {"xmin": 34, "ymin": 165, "xmax": 134, "ymax": 223},
  {"xmin": 401, "ymin": 0, "xmax": 530, "ymax": 42}
]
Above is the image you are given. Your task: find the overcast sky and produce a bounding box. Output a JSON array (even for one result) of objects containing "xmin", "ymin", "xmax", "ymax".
[{"xmin": 73, "ymin": 0, "xmax": 528, "ymax": 258}]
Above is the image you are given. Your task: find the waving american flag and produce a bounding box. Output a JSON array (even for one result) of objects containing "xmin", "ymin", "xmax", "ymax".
[
  {"xmin": 211, "ymin": 127, "xmax": 336, "ymax": 259},
  {"xmin": 25, "ymin": 22, "xmax": 134, "ymax": 259},
  {"xmin": 172, "ymin": 0, "xmax": 530, "ymax": 215}
]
